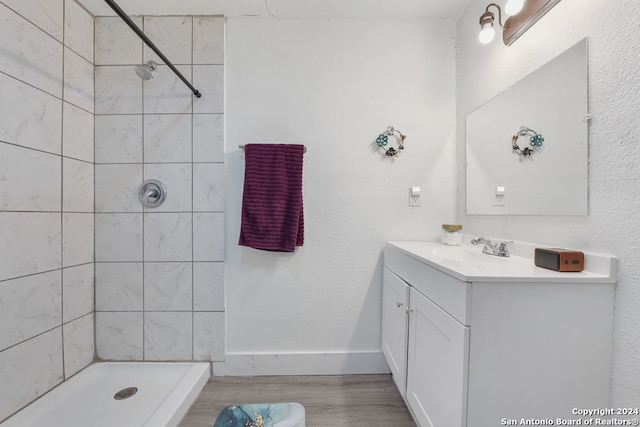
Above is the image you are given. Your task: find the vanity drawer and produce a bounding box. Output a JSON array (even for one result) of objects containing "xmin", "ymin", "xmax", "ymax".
[{"xmin": 385, "ymin": 244, "xmax": 470, "ymax": 325}]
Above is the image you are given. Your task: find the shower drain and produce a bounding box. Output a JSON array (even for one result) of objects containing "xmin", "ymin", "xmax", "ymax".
[{"xmin": 114, "ymin": 387, "xmax": 138, "ymax": 400}]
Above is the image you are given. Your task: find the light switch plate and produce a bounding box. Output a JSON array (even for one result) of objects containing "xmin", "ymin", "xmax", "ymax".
[{"xmin": 409, "ymin": 186, "xmax": 421, "ymax": 207}]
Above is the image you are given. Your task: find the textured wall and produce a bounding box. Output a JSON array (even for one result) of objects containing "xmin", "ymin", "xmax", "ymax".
[
  {"xmin": 93, "ymin": 16, "xmax": 226, "ymax": 363},
  {"xmin": 0, "ymin": 0, "xmax": 94, "ymax": 422},
  {"xmin": 456, "ymin": 0, "xmax": 640, "ymax": 405},
  {"xmin": 224, "ymin": 18, "xmax": 457, "ymax": 373}
]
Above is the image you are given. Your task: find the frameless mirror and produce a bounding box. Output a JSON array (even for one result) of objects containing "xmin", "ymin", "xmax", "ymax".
[{"xmin": 466, "ymin": 38, "xmax": 588, "ymax": 215}]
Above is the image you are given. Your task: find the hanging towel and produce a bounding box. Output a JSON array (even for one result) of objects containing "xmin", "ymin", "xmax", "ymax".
[{"xmin": 239, "ymin": 143, "xmax": 305, "ymax": 252}]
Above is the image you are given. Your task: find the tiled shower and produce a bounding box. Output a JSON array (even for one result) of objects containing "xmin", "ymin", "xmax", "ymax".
[
  {"xmin": 0, "ymin": 0, "xmax": 95, "ymax": 419},
  {"xmin": 93, "ymin": 15, "xmax": 225, "ymax": 362},
  {"xmin": 0, "ymin": 0, "xmax": 225, "ymax": 421}
]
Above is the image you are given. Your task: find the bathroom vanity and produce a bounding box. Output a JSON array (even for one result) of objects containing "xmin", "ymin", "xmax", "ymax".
[{"xmin": 382, "ymin": 241, "xmax": 616, "ymax": 427}]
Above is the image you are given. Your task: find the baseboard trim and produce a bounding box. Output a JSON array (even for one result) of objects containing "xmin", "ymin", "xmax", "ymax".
[{"xmin": 221, "ymin": 351, "xmax": 390, "ymax": 376}]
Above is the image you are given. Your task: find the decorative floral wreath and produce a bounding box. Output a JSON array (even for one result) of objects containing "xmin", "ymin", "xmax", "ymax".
[
  {"xmin": 375, "ymin": 126, "xmax": 407, "ymax": 158},
  {"xmin": 511, "ymin": 126, "xmax": 544, "ymax": 158}
]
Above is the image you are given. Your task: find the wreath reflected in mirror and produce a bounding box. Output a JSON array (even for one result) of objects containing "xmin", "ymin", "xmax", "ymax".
[{"xmin": 511, "ymin": 126, "xmax": 544, "ymax": 158}]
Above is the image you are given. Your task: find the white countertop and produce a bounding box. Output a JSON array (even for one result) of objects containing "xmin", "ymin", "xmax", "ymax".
[{"xmin": 386, "ymin": 240, "xmax": 617, "ymax": 283}]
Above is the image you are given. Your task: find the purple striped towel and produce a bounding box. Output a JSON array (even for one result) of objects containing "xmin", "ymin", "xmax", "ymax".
[{"xmin": 238, "ymin": 143, "xmax": 305, "ymax": 252}]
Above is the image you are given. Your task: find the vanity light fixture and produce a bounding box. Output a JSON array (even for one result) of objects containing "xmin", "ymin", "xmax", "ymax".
[
  {"xmin": 478, "ymin": 1, "xmax": 522, "ymax": 45},
  {"xmin": 479, "ymin": 0, "xmax": 562, "ymax": 46},
  {"xmin": 504, "ymin": 0, "xmax": 525, "ymax": 16},
  {"xmin": 478, "ymin": 4, "xmax": 503, "ymax": 45}
]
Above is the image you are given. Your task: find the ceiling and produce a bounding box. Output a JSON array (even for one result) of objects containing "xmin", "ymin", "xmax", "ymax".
[{"xmin": 77, "ymin": 0, "xmax": 471, "ymax": 20}]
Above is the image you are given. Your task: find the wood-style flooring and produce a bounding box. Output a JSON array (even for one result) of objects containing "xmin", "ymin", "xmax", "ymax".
[{"xmin": 178, "ymin": 374, "xmax": 416, "ymax": 427}]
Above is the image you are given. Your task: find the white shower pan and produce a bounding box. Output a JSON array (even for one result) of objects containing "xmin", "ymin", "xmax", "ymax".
[{"xmin": 1, "ymin": 362, "xmax": 210, "ymax": 427}]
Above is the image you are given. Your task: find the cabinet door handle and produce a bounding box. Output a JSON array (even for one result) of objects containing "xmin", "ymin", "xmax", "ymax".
[
  {"xmin": 396, "ymin": 302, "xmax": 404, "ymax": 308},
  {"xmin": 405, "ymin": 308, "xmax": 414, "ymax": 314}
]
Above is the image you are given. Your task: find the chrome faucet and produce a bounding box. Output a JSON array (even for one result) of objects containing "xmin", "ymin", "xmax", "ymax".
[{"xmin": 471, "ymin": 237, "xmax": 512, "ymax": 257}]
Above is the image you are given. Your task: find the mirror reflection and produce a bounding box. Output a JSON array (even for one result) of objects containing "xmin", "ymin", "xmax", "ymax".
[{"xmin": 466, "ymin": 38, "xmax": 588, "ymax": 215}]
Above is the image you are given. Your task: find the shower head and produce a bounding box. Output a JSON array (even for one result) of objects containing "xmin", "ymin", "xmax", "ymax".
[{"xmin": 135, "ymin": 60, "xmax": 157, "ymax": 80}]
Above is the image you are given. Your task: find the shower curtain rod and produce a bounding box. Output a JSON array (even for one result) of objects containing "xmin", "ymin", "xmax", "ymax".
[{"xmin": 103, "ymin": 0, "xmax": 202, "ymax": 98}]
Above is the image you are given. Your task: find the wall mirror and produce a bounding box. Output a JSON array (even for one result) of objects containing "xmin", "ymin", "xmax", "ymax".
[{"xmin": 466, "ymin": 38, "xmax": 588, "ymax": 215}]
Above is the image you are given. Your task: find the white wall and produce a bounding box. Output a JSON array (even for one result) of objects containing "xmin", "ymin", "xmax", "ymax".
[
  {"xmin": 456, "ymin": 0, "xmax": 640, "ymax": 405},
  {"xmin": 0, "ymin": 0, "xmax": 94, "ymax": 422},
  {"xmin": 225, "ymin": 18, "xmax": 457, "ymax": 374}
]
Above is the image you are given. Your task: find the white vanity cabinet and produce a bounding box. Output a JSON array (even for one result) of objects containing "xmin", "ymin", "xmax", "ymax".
[
  {"xmin": 381, "ymin": 268, "xmax": 410, "ymax": 395},
  {"xmin": 406, "ymin": 286, "xmax": 469, "ymax": 427},
  {"xmin": 382, "ymin": 241, "xmax": 616, "ymax": 427}
]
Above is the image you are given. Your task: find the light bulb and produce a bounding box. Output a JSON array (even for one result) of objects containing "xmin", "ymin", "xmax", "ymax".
[
  {"xmin": 478, "ymin": 22, "xmax": 496, "ymax": 44},
  {"xmin": 505, "ymin": 0, "xmax": 525, "ymax": 16}
]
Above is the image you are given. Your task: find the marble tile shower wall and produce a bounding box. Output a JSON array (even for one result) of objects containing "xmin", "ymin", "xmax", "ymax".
[
  {"xmin": 0, "ymin": 0, "xmax": 94, "ymax": 421},
  {"xmin": 93, "ymin": 16, "xmax": 225, "ymax": 362}
]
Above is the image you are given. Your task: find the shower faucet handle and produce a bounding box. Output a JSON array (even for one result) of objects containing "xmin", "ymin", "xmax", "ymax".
[{"xmin": 138, "ymin": 180, "xmax": 167, "ymax": 208}]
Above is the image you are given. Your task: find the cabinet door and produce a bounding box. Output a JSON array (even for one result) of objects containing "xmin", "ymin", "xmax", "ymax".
[
  {"xmin": 407, "ymin": 288, "xmax": 469, "ymax": 427},
  {"xmin": 382, "ymin": 268, "xmax": 410, "ymax": 395}
]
